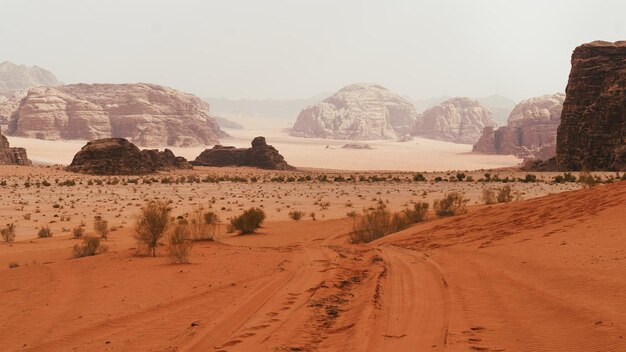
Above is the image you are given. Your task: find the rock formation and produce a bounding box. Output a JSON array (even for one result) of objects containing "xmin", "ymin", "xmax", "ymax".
[
  {"xmin": 0, "ymin": 131, "xmax": 32, "ymax": 166},
  {"xmin": 291, "ymin": 83, "xmax": 418, "ymax": 140},
  {"xmin": 192, "ymin": 136, "xmax": 295, "ymax": 170},
  {"xmin": 556, "ymin": 41, "xmax": 626, "ymax": 171},
  {"xmin": 67, "ymin": 138, "xmax": 191, "ymax": 175},
  {"xmin": 414, "ymin": 97, "xmax": 497, "ymax": 144},
  {"xmin": 8, "ymin": 83, "xmax": 225, "ymax": 147},
  {"xmin": 473, "ymin": 93, "xmax": 565, "ymax": 159},
  {"xmin": 0, "ymin": 61, "xmax": 60, "ymax": 96}
]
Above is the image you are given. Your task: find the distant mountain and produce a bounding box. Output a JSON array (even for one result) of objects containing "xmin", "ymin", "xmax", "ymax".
[
  {"xmin": 214, "ymin": 116, "xmax": 244, "ymax": 129},
  {"xmin": 0, "ymin": 61, "xmax": 60, "ymax": 96},
  {"xmin": 204, "ymin": 93, "xmax": 331, "ymax": 120},
  {"xmin": 413, "ymin": 96, "xmax": 451, "ymax": 113}
]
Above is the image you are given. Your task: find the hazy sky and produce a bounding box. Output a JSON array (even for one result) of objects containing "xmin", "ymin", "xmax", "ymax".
[{"xmin": 1, "ymin": 0, "xmax": 624, "ymax": 100}]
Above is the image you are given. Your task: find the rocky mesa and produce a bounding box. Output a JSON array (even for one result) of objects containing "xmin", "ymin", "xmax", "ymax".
[
  {"xmin": 0, "ymin": 131, "xmax": 31, "ymax": 166},
  {"xmin": 414, "ymin": 97, "xmax": 497, "ymax": 144},
  {"xmin": 7, "ymin": 83, "xmax": 225, "ymax": 147},
  {"xmin": 0, "ymin": 61, "xmax": 60, "ymax": 97},
  {"xmin": 473, "ymin": 93, "xmax": 565, "ymax": 159},
  {"xmin": 67, "ymin": 138, "xmax": 192, "ymax": 175},
  {"xmin": 290, "ymin": 83, "xmax": 417, "ymax": 140},
  {"xmin": 192, "ymin": 136, "xmax": 295, "ymax": 170},
  {"xmin": 556, "ymin": 41, "xmax": 626, "ymax": 171}
]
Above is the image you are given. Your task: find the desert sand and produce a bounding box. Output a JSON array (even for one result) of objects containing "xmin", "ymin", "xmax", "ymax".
[{"xmin": 1, "ymin": 163, "xmax": 625, "ymax": 351}]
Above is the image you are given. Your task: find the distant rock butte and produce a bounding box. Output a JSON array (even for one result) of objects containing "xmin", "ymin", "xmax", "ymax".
[
  {"xmin": 67, "ymin": 138, "xmax": 191, "ymax": 175},
  {"xmin": 0, "ymin": 131, "xmax": 31, "ymax": 166},
  {"xmin": 342, "ymin": 143, "xmax": 373, "ymax": 149},
  {"xmin": 0, "ymin": 61, "xmax": 60, "ymax": 96},
  {"xmin": 192, "ymin": 136, "xmax": 295, "ymax": 170},
  {"xmin": 473, "ymin": 93, "xmax": 565, "ymax": 159},
  {"xmin": 291, "ymin": 83, "xmax": 418, "ymax": 140},
  {"xmin": 414, "ymin": 97, "xmax": 497, "ymax": 144},
  {"xmin": 8, "ymin": 83, "xmax": 225, "ymax": 147},
  {"xmin": 556, "ymin": 41, "xmax": 626, "ymax": 171}
]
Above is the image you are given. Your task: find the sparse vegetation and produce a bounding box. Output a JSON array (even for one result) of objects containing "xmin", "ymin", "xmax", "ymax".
[
  {"xmin": 37, "ymin": 226, "xmax": 52, "ymax": 238},
  {"xmin": 481, "ymin": 188, "xmax": 496, "ymax": 204},
  {"xmin": 73, "ymin": 236, "xmax": 108, "ymax": 258},
  {"xmin": 134, "ymin": 200, "xmax": 171, "ymax": 257},
  {"xmin": 167, "ymin": 225, "xmax": 193, "ymax": 264},
  {"xmin": 496, "ymin": 185, "xmax": 513, "ymax": 203},
  {"xmin": 434, "ymin": 192, "xmax": 468, "ymax": 217},
  {"xmin": 579, "ymin": 171, "xmax": 597, "ymax": 188},
  {"xmin": 72, "ymin": 226, "xmax": 85, "ymax": 239},
  {"xmin": 8, "ymin": 262, "xmax": 19, "ymax": 269},
  {"xmin": 403, "ymin": 202, "xmax": 429, "ymax": 223},
  {"xmin": 1, "ymin": 223, "xmax": 16, "ymax": 243},
  {"xmin": 94, "ymin": 216, "xmax": 109, "ymax": 239},
  {"xmin": 288, "ymin": 210, "xmax": 304, "ymax": 221},
  {"xmin": 230, "ymin": 208, "xmax": 266, "ymax": 234}
]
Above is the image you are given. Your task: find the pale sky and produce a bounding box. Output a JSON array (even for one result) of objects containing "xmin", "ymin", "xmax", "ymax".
[{"xmin": 1, "ymin": 0, "xmax": 624, "ymax": 100}]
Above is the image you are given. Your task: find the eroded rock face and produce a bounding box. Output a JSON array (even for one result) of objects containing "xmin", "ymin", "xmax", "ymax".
[
  {"xmin": 67, "ymin": 138, "xmax": 191, "ymax": 175},
  {"xmin": 291, "ymin": 83, "xmax": 417, "ymax": 140},
  {"xmin": 473, "ymin": 93, "xmax": 565, "ymax": 159},
  {"xmin": 192, "ymin": 136, "xmax": 295, "ymax": 170},
  {"xmin": 414, "ymin": 97, "xmax": 497, "ymax": 144},
  {"xmin": 0, "ymin": 61, "xmax": 60, "ymax": 96},
  {"xmin": 8, "ymin": 83, "xmax": 225, "ymax": 147},
  {"xmin": 556, "ymin": 41, "xmax": 626, "ymax": 171},
  {"xmin": 0, "ymin": 133, "xmax": 32, "ymax": 166}
]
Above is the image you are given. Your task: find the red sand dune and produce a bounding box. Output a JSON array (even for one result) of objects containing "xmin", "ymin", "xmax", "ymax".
[{"xmin": 1, "ymin": 182, "xmax": 625, "ymax": 351}]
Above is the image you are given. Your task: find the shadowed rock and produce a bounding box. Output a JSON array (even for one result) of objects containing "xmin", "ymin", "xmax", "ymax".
[
  {"xmin": 0, "ymin": 132, "xmax": 31, "ymax": 166},
  {"xmin": 192, "ymin": 136, "xmax": 295, "ymax": 170}
]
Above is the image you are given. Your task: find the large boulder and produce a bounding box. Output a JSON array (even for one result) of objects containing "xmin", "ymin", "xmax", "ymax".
[
  {"xmin": 556, "ymin": 41, "xmax": 626, "ymax": 171},
  {"xmin": 66, "ymin": 138, "xmax": 192, "ymax": 175},
  {"xmin": 414, "ymin": 97, "xmax": 497, "ymax": 144},
  {"xmin": 7, "ymin": 83, "xmax": 226, "ymax": 147},
  {"xmin": 290, "ymin": 83, "xmax": 418, "ymax": 140},
  {"xmin": 0, "ymin": 61, "xmax": 60, "ymax": 97},
  {"xmin": 0, "ymin": 133, "xmax": 31, "ymax": 166},
  {"xmin": 473, "ymin": 93, "xmax": 565, "ymax": 159},
  {"xmin": 192, "ymin": 136, "xmax": 295, "ymax": 170}
]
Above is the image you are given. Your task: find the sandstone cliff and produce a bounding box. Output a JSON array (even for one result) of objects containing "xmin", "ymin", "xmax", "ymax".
[
  {"xmin": 290, "ymin": 83, "xmax": 417, "ymax": 140},
  {"xmin": 192, "ymin": 136, "xmax": 295, "ymax": 170},
  {"xmin": 414, "ymin": 97, "xmax": 497, "ymax": 144},
  {"xmin": 473, "ymin": 93, "xmax": 565, "ymax": 159},
  {"xmin": 0, "ymin": 132, "xmax": 31, "ymax": 166},
  {"xmin": 67, "ymin": 138, "xmax": 192, "ymax": 175},
  {"xmin": 8, "ymin": 83, "xmax": 225, "ymax": 147},
  {"xmin": 556, "ymin": 41, "xmax": 626, "ymax": 171},
  {"xmin": 0, "ymin": 61, "xmax": 60, "ymax": 96}
]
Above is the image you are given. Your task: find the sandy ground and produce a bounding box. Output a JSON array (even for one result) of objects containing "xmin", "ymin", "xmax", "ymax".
[
  {"xmin": 5, "ymin": 127, "xmax": 520, "ymax": 171},
  {"xmin": 1, "ymin": 164, "xmax": 625, "ymax": 351}
]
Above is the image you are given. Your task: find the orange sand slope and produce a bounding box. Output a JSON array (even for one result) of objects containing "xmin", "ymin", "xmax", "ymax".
[{"xmin": 1, "ymin": 182, "xmax": 625, "ymax": 351}]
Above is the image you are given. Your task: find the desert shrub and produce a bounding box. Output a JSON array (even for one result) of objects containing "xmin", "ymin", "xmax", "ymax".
[
  {"xmin": 413, "ymin": 173, "xmax": 426, "ymax": 182},
  {"xmin": 230, "ymin": 208, "xmax": 266, "ymax": 234},
  {"xmin": 349, "ymin": 207, "xmax": 392, "ymax": 243},
  {"xmin": 404, "ymin": 202, "xmax": 429, "ymax": 223},
  {"xmin": 578, "ymin": 171, "xmax": 597, "ymax": 188},
  {"xmin": 481, "ymin": 188, "xmax": 496, "ymax": 204},
  {"xmin": 8, "ymin": 262, "xmax": 19, "ymax": 268},
  {"xmin": 167, "ymin": 225, "xmax": 193, "ymax": 264},
  {"xmin": 72, "ymin": 227, "xmax": 85, "ymax": 239},
  {"xmin": 288, "ymin": 210, "xmax": 304, "ymax": 221},
  {"xmin": 309, "ymin": 212, "xmax": 317, "ymax": 221},
  {"xmin": 94, "ymin": 216, "xmax": 109, "ymax": 239},
  {"xmin": 346, "ymin": 211, "xmax": 358, "ymax": 218},
  {"xmin": 496, "ymin": 185, "xmax": 513, "ymax": 203},
  {"xmin": 134, "ymin": 200, "xmax": 171, "ymax": 257},
  {"xmin": 434, "ymin": 192, "xmax": 468, "ymax": 217},
  {"xmin": 390, "ymin": 212, "xmax": 411, "ymax": 233},
  {"xmin": 456, "ymin": 172, "xmax": 466, "ymax": 181},
  {"xmin": 1, "ymin": 223, "xmax": 16, "ymax": 243},
  {"xmin": 189, "ymin": 207, "xmax": 217, "ymax": 241},
  {"xmin": 73, "ymin": 236, "xmax": 107, "ymax": 258},
  {"xmin": 38, "ymin": 226, "xmax": 52, "ymax": 238},
  {"xmin": 204, "ymin": 211, "xmax": 219, "ymax": 225}
]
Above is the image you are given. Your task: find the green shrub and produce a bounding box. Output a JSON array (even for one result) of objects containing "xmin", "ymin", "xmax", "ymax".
[
  {"xmin": 413, "ymin": 173, "xmax": 426, "ymax": 182},
  {"xmin": 434, "ymin": 192, "xmax": 468, "ymax": 217},
  {"xmin": 404, "ymin": 202, "xmax": 429, "ymax": 223},
  {"xmin": 578, "ymin": 171, "xmax": 597, "ymax": 188},
  {"xmin": 167, "ymin": 225, "xmax": 192, "ymax": 264},
  {"xmin": 1, "ymin": 223, "xmax": 16, "ymax": 243},
  {"xmin": 134, "ymin": 200, "xmax": 171, "ymax": 256},
  {"xmin": 349, "ymin": 207, "xmax": 392, "ymax": 243},
  {"xmin": 73, "ymin": 236, "xmax": 107, "ymax": 258},
  {"xmin": 230, "ymin": 208, "xmax": 266, "ymax": 234},
  {"xmin": 38, "ymin": 226, "xmax": 52, "ymax": 238}
]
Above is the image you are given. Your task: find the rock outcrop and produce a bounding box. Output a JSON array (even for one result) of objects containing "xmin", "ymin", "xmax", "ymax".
[
  {"xmin": 0, "ymin": 61, "xmax": 60, "ymax": 96},
  {"xmin": 8, "ymin": 83, "xmax": 225, "ymax": 147},
  {"xmin": 473, "ymin": 93, "xmax": 565, "ymax": 159},
  {"xmin": 67, "ymin": 138, "xmax": 191, "ymax": 175},
  {"xmin": 192, "ymin": 136, "xmax": 295, "ymax": 170},
  {"xmin": 291, "ymin": 83, "xmax": 418, "ymax": 140},
  {"xmin": 414, "ymin": 97, "xmax": 497, "ymax": 144},
  {"xmin": 0, "ymin": 132, "xmax": 31, "ymax": 166},
  {"xmin": 0, "ymin": 91, "xmax": 26, "ymax": 124},
  {"xmin": 556, "ymin": 41, "xmax": 626, "ymax": 171}
]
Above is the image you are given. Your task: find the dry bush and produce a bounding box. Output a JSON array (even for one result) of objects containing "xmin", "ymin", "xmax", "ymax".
[
  {"xmin": 481, "ymin": 188, "xmax": 496, "ymax": 204},
  {"xmin": 404, "ymin": 202, "xmax": 429, "ymax": 223},
  {"xmin": 1, "ymin": 223, "xmax": 16, "ymax": 243},
  {"xmin": 8, "ymin": 262, "xmax": 19, "ymax": 269},
  {"xmin": 94, "ymin": 216, "xmax": 109, "ymax": 239},
  {"xmin": 72, "ymin": 227, "xmax": 85, "ymax": 239},
  {"xmin": 204, "ymin": 211, "xmax": 219, "ymax": 225},
  {"xmin": 288, "ymin": 210, "xmax": 304, "ymax": 221},
  {"xmin": 167, "ymin": 225, "xmax": 193, "ymax": 264},
  {"xmin": 135, "ymin": 200, "xmax": 171, "ymax": 257},
  {"xmin": 578, "ymin": 171, "xmax": 597, "ymax": 188},
  {"xmin": 350, "ymin": 207, "xmax": 395, "ymax": 243},
  {"xmin": 38, "ymin": 226, "xmax": 52, "ymax": 238},
  {"xmin": 496, "ymin": 185, "xmax": 513, "ymax": 203},
  {"xmin": 188, "ymin": 207, "xmax": 217, "ymax": 241},
  {"xmin": 73, "ymin": 236, "xmax": 108, "ymax": 258},
  {"xmin": 434, "ymin": 192, "xmax": 468, "ymax": 217},
  {"xmin": 230, "ymin": 208, "xmax": 266, "ymax": 234}
]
